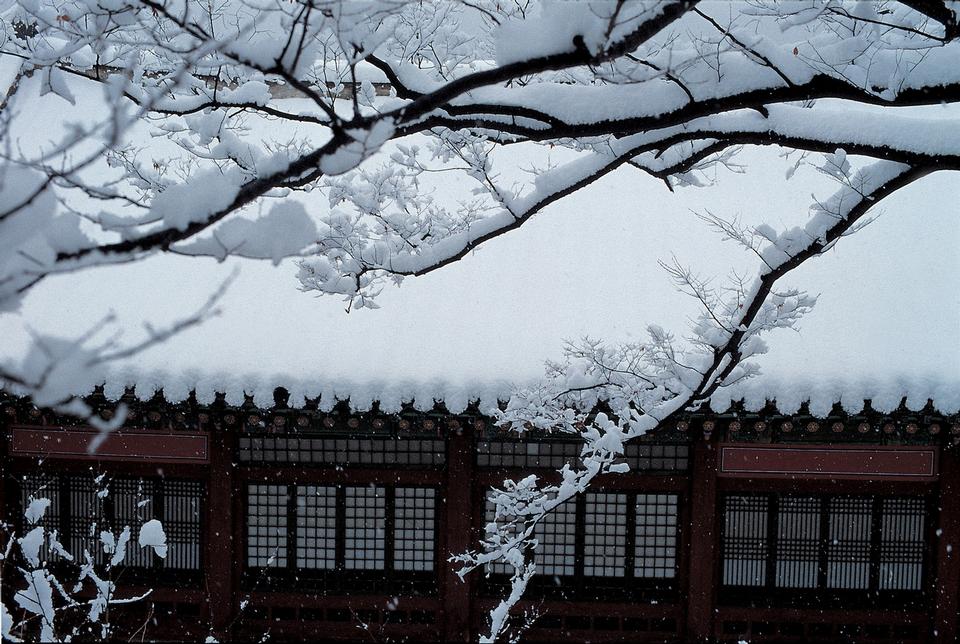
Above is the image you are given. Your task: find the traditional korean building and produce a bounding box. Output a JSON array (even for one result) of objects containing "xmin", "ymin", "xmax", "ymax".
[
  {"xmin": 2, "ymin": 387, "xmax": 958, "ymax": 642},
  {"xmin": 1, "ymin": 68, "xmax": 958, "ymax": 643}
]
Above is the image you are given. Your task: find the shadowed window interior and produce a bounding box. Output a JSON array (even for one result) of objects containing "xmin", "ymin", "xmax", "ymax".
[
  {"xmin": 246, "ymin": 484, "xmax": 437, "ymax": 575},
  {"xmin": 720, "ymin": 493, "xmax": 929, "ymax": 597},
  {"xmin": 238, "ymin": 435, "xmax": 446, "ymax": 467},
  {"xmin": 484, "ymin": 490, "xmax": 680, "ymax": 580},
  {"xmin": 477, "ymin": 439, "xmax": 689, "ymax": 472},
  {"xmin": 19, "ymin": 473, "xmax": 203, "ymax": 571}
]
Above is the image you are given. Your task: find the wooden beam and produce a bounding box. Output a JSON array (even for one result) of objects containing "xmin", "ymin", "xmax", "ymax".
[
  {"xmin": 441, "ymin": 425, "xmax": 474, "ymax": 641},
  {"xmin": 718, "ymin": 443, "xmax": 938, "ymax": 481},
  {"xmin": 0, "ymin": 415, "xmax": 10, "ymax": 541},
  {"xmin": 206, "ymin": 426, "xmax": 237, "ymax": 637},
  {"xmin": 934, "ymin": 445, "xmax": 960, "ymax": 641},
  {"xmin": 685, "ymin": 430, "xmax": 719, "ymax": 641},
  {"xmin": 9, "ymin": 425, "xmax": 209, "ymax": 463}
]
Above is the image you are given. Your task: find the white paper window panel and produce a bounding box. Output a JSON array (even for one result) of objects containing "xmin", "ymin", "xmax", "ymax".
[
  {"xmin": 879, "ymin": 560, "xmax": 924, "ymax": 591},
  {"xmin": 296, "ymin": 485, "xmax": 338, "ymax": 570},
  {"xmin": 394, "ymin": 487, "xmax": 436, "ymax": 572},
  {"xmin": 247, "ymin": 484, "xmax": 288, "ymax": 567},
  {"xmin": 879, "ymin": 498, "xmax": 925, "ymax": 591},
  {"xmin": 69, "ymin": 477, "xmax": 107, "ymax": 566},
  {"xmin": 723, "ymin": 558, "xmax": 766, "ymax": 587},
  {"xmin": 20, "ymin": 474, "xmax": 60, "ymax": 527},
  {"xmin": 162, "ymin": 483, "xmax": 203, "ymax": 570},
  {"xmin": 483, "ymin": 496, "xmax": 520, "ymax": 575},
  {"xmin": 635, "ymin": 493, "xmax": 678, "ymax": 579},
  {"xmin": 775, "ymin": 497, "xmax": 820, "ymax": 588},
  {"xmin": 826, "ymin": 498, "xmax": 872, "ymax": 589},
  {"xmin": 344, "ymin": 486, "xmax": 386, "ymax": 570},
  {"xmin": 584, "ymin": 493, "xmax": 627, "ymax": 577},
  {"xmin": 535, "ymin": 498, "xmax": 577, "ymax": 576},
  {"xmin": 721, "ymin": 496, "xmax": 768, "ymax": 586}
]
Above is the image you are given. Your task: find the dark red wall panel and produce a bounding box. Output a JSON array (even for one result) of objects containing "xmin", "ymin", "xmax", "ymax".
[
  {"xmin": 718, "ymin": 443, "xmax": 937, "ymax": 481},
  {"xmin": 9, "ymin": 425, "xmax": 209, "ymax": 463}
]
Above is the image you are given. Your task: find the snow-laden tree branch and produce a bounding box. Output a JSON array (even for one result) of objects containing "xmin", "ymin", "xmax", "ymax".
[
  {"xmin": 454, "ymin": 159, "xmax": 935, "ymax": 641},
  {"xmin": 1, "ymin": 0, "xmax": 957, "ymax": 310},
  {"xmin": 1, "ymin": 474, "xmax": 167, "ymax": 642}
]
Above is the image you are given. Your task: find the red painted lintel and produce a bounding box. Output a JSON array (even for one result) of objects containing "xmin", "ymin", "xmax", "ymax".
[
  {"xmin": 719, "ymin": 443, "xmax": 938, "ymax": 481},
  {"xmin": 9, "ymin": 425, "xmax": 209, "ymax": 463}
]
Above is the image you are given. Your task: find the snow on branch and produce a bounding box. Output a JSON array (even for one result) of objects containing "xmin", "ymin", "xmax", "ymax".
[
  {"xmin": 456, "ymin": 160, "xmax": 933, "ymax": 640},
  {"xmin": 1, "ymin": 475, "xmax": 164, "ymax": 642},
  {"xmin": 2, "ymin": 0, "xmax": 957, "ymax": 314}
]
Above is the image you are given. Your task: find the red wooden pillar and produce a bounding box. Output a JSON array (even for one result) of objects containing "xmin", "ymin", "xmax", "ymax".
[
  {"xmin": 441, "ymin": 421, "xmax": 475, "ymax": 642},
  {"xmin": 206, "ymin": 426, "xmax": 237, "ymax": 637},
  {"xmin": 934, "ymin": 444, "xmax": 960, "ymax": 642},
  {"xmin": 0, "ymin": 411, "xmax": 9, "ymax": 528},
  {"xmin": 685, "ymin": 429, "xmax": 719, "ymax": 641}
]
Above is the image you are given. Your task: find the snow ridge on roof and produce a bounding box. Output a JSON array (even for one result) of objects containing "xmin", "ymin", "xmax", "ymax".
[{"xmin": 6, "ymin": 367, "xmax": 953, "ymax": 419}]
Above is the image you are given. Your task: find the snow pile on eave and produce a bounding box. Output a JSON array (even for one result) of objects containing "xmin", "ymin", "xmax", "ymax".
[
  {"xmin": 5, "ymin": 366, "xmax": 956, "ymax": 418},
  {"xmin": 713, "ymin": 376, "xmax": 960, "ymax": 417}
]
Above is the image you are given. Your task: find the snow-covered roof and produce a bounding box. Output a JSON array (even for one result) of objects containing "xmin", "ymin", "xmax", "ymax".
[
  {"xmin": 4, "ymin": 162, "xmax": 957, "ymax": 416},
  {"xmin": 1, "ymin": 69, "xmax": 958, "ymax": 417}
]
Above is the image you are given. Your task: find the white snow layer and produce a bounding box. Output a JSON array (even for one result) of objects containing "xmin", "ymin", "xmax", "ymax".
[{"xmin": 1, "ymin": 148, "xmax": 956, "ymax": 416}]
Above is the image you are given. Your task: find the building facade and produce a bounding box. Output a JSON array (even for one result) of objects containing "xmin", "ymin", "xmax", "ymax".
[{"xmin": 2, "ymin": 388, "xmax": 958, "ymax": 642}]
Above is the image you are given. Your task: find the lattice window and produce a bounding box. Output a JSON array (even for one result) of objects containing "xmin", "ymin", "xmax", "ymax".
[
  {"xmin": 111, "ymin": 477, "xmax": 202, "ymax": 571},
  {"xmin": 584, "ymin": 493, "xmax": 627, "ymax": 577},
  {"xmin": 721, "ymin": 494, "xmax": 930, "ymax": 595},
  {"xmin": 113, "ymin": 479, "xmax": 156, "ymax": 568},
  {"xmin": 395, "ymin": 488, "xmax": 436, "ymax": 572},
  {"xmin": 478, "ymin": 440, "xmax": 689, "ymax": 471},
  {"xmin": 775, "ymin": 496, "xmax": 820, "ymax": 588},
  {"xmin": 19, "ymin": 474, "xmax": 62, "ymax": 562},
  {"xmin": 238, "ymin": 436, "xmax": 446, "ymax": 466},
  {"xmin": 827, "ymin": 497, "xmax": 872, "ymax": 589},
  {"xmin": 248, "ymin": 484, "xmax": 437, "ymax": 577},
  {"xmin": 879, "ymin": 498, "xmax": 925, "ymax": 591},
  {"xmin": 246, "ymin": 484, "xmax": 288, "ymax": 567},
  {"xmin": 477, "ymin": 440, "xmax": 581, "ymax": 469},
  {"xmin": 485, "ymin": 489, "xmax": 680, "ymax": 582},
  {"xmin": 635, "ymin": 493, "xmax": 679, "ymax": 579},
  {"xmin": 162, "ymin": 480, "xmax": 203, "ymax": 570},
  {"xmin": 344, "ymin": 486, "xmax": 386, "ymax": 570},
  {"xmin": 296, "ymin": 486, "xmax": 337, "ymax": 570},
  {"xmin": 482, "ymin": 494, "xmax": 578, "ymax": 576},
  {"xmin": 722, "ymin": 495, "xmax": 769, "ymax": 587},
  {"xmin": 625, "ymin": 444, "xmax": 690, "ymax": 472},
  {"xmin": 536, "ymin": 498, "xmax": 577, "ymax": 576},
  {"xmin": 20, "ymin": 474, "xmax": 202, "ymax": 571}
]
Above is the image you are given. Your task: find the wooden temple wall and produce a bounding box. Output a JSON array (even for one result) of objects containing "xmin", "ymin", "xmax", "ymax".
[{"xmin": 2, "ymin": 399, "xmax": 959, "ymax": 643}]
